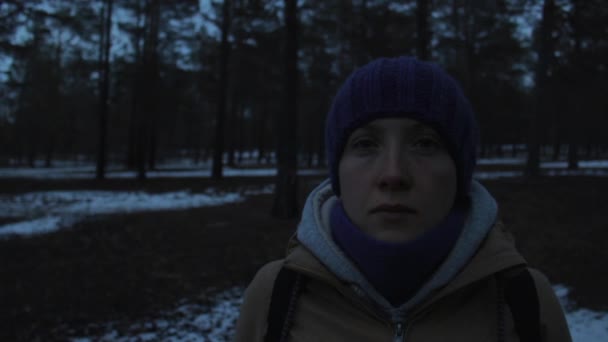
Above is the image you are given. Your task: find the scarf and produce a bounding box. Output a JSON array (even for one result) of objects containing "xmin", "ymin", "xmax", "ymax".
[{"xmin": 330, "ymin": 201, "xmax": 466, "ymax": 306}]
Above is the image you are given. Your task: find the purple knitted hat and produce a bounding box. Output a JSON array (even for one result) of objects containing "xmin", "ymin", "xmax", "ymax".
[{"xmin": 325, "ymin": 56, "xmax": 479, "ymax": 198}]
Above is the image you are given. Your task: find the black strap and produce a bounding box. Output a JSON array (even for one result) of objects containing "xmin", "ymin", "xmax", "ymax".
[
  {"xmin": 264, "ymin": 267, "xmax": 305, "ymax": 342},
  {"xmin": 503, "ymin": 268, "xmax": 542, "ymax": 342}
]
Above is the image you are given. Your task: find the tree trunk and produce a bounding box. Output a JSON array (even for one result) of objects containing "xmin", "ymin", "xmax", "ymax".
[
  {"xmin": 148, "ymin": 130, "xmax": 157, "ymax": 170},
  {"xmin": 127, "ymin": 0, "xmax": 144, "ymax": 170},
  {"xmin": 552, "ymin": 140, "xmax": 561, "ymax": 161},
  {"xmin": 212, "ymin": 0, "xmax": 232, "ymax": 180},
  {"xmin": 96, "ymin": 0, "xmax": 113, "ymax": 180},
  {"xmin": 127, "ymin": 89, "xmax": 138, "ymax": 169},
  {"xmin": 416, "ymin": 0, "xmax": 431, "ymax": 60},
  {"xmin": 568, "ymin": 143, "xmax": 579, "ymax": 170},
  {"xmin": 227, "ymin": 91, "xmax": 237, "ymax": 167},
  {"xmin": 306, "ymin": 104, "xmax": 314, "ymax": 168},
  {"xmin": 272, "ymin": 0, "xmax": 299, "ymax": 219},
  {"xmin": 256, "ymin": 103, "xmax": 268, "ymax": 164},
  {"xmin": 236, "ymin": 103, "xmax": 245, "ymax": 165},
  {"xmin": 526, "ymin": 0, "xmax": 555, "ymax": 177},
  {"xmin": 44, "ymin": 140, "xmax": 54, "ymax": 168},
  {"xmin": 480, "ymin": 143, "xmax": 487, "ymax": 158},
  {"xmin": 495, "ymin": 144, "xmax": 503, "ymax": 158},
  {"xmin": 28, "ymin": 149, "xmax": 36, "ymax": 168},
  {"xmin": 145, "ymin": 2, "xmax": 160, "ymax": 173},
  {"xmin": 137, "ymin": 0, "xmax": 160, "ymax": 180},
  {"xmin": 567, "ymin": 0, "xmax": 583, "ymax": 170},
  {"xmin": 317, "ymin": 107, "xmax": 326, "ymax": 167}
]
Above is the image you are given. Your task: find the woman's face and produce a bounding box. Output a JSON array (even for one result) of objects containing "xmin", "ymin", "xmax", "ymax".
[{"xmin": 338, "ymin": 118, "xmax": 457, "ymax": 242}]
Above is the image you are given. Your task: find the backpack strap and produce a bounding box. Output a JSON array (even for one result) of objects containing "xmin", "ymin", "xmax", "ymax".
[
  {"xmin": 499, "ymin": 266, "xmax": 542, "ymax": 342},
  {"xmin": 264, "ymin": 267, "xmax": 306, "ymax": 342}
]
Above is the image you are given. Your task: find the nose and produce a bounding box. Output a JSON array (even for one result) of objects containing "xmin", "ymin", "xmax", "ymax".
[{"xmin": 377, "ymin": 147, "xmax": 412, "ymax": 191}]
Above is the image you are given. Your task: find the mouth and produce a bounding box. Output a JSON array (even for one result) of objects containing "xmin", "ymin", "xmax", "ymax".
[{"xmin": 370, "ymin": 204, "xmax": 417, "ymax": 214}]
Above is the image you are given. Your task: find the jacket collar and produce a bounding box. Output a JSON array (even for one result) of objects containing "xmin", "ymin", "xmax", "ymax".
[{"xmin": 287, "ymin": 179, "xmax": 526, "ymax": 322}]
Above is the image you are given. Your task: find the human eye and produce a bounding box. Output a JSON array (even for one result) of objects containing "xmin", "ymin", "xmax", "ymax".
[
  {"xmin": 411, "ymin": 136, "xmax": 443, "ymax": 154},
  {"xmin": 353, "ymin": 137, "xmax": 376, "ymax": 149},
  {"xmin": 348, "ymin": 135, "xmax": 379, "ymax": 154}
]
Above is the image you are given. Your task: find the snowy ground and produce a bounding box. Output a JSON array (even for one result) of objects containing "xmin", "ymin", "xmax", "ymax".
[
  {"xmin": 0, "ymin": 165, "xmax": 327, "ymax": 179},
  {"xmin": 67, "ymin": 284, "xmax": 607, "ymax": 342},
  {"xmin": 2, "ymin": 159, "xmax": 607, "ymax": 340},
  {"xmin": 1, "ymin": 159, "xmax": 608, "ymax": 180},
  {"xmin": 0, "ymin": 185, "xmax": 275, "ymax": 238},
  {"xmin": 2, "ymin": 158, "xmax": 608, "ymax": 238},
  {"xmin": 69, "ymin": 287, "xmax": 245, "ymax": 342},
  {"xmin": 554, "ymin": 286, "xmax": 608, "ymax": 342}
]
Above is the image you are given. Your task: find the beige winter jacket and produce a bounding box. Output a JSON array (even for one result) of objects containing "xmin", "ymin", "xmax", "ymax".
[{"xmin": 235, "ymin": 180, "xmax": 571, "ymax": 341}]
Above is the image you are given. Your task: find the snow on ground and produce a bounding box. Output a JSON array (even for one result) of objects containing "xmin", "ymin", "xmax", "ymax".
[
  {"xmin": 3, "ymin": 157, "xmax": 608, "ymax": 237},
  {"xmin": 0, "ymin": 185, "xmax": 274, "ymax": 238},
  {"xmin": 477, "ymin": 158, "xmax": 527, "ymax": 165},
  {"xmin": 69, "ymin": 287, "xmax": 244, "ymax": 342},
  {"xmin": 474, "ymin": 171, "xmax": 523, "ymax": 179},
  {"xmin": 474, "ymin": 168, "xmax": 608, "ymax": 179},
  {"xmin": 67, "ymin": 284, "xmax": 607, "ymax": 341},
  {"xmin": 477, "ymin": 159, "xmax": 608, "ymax": 168},
  {"xmin": 1, "ymin": 158, "xmax": 608, "ymax": 180},
  {"xmin": 470, "ymin": 158, "xmax": 608, "ymax": 179},
  {"xmin": 1, "ymin": 160, "xmax": 607, "ymax": 340},
  {"xmin": 0, "ymin": 165, "xmax": 327, "ymax": 179},
  {"xmin": 554, "ymin": 285, "xmax": 608, "ymax": 342}
]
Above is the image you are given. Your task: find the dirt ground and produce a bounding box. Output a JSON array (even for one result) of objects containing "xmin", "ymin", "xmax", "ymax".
[{"xmin": 0, "ymin": 175, "xmax": 607, "ymax": 341}]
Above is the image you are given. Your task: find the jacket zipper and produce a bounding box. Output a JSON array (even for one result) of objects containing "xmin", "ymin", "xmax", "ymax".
[
  {"xmin": 390, "ymin": 297, "xmax": 448, "ymax": 342},
  {"xmin": 393, "ymin": 322, "xmax": 405, "ymax": 342}
]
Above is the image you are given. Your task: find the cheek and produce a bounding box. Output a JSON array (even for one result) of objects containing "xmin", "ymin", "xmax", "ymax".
[
  {"xmin": 427, "ymin": 159, "xmax": 458, "ymax": 204},
  {"xmin": 338, "ymin": 158, "xmax": 363, "ymax": 194},
  {"xmin": 339, "ymin": 163, "xmax": 355, "ymax": 199},
  {"xmin": 338, "ymin": 159, "xmax": 368, "ymax": 218}
]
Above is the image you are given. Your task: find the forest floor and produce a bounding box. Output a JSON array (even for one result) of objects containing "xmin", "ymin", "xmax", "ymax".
[{"xmin": 0, "ymin": 174, "xmax": 607, "ymax": 341}]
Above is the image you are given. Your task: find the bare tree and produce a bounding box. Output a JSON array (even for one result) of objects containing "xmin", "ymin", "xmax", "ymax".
[
  {"xmin": 212, "ymin": 0, "xmax": 232, "ymax": 180},
  {"xmin": 124, "ymin": 0, "xmax": 145, "ymax": 170},
  {"xmin": 526, "ymin": 0, "xmax": 556, "ymax": 177},
  {"xmin": 136, "ymin": 0, "xmax": 161, "ymax": 180},
  {"xmin": 96, "ymin": 0, "xmax": 113, "ymax": 180},
  {"xmin": 568, "ymin": 0, "xmax": 583, "ymax": 170},
  {"xmin": 272, "ymin": 0, "xmax": 299, "ymax": 219},
  {"xmin": 416, "ymin": 0, "xmax": 431, "ymax": 60}
]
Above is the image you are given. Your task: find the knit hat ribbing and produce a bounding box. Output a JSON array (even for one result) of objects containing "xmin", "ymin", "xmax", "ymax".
[{"xmin": 325, "ymin": 56, "xmax": 479, "ymax": 198}]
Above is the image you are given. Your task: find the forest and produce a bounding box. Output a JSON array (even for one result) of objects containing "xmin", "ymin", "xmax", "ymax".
[
  {"xmin": 2, "ymin": 1, "xmax": 608, "ymax": 341},
  {"xmin": 1, "ymin": 0, "xmax": 606, "ymax": 177}
]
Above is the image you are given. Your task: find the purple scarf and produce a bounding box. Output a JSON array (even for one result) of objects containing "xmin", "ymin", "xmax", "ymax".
[{"xmin": 330, "ymin": 201, "xmax": 466, "ymax": 306}]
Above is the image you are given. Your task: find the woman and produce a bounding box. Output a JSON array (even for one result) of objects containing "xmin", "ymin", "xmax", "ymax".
[{"xmin": 234, "ymin": 56, "xmax": 571, "ymax": 341}]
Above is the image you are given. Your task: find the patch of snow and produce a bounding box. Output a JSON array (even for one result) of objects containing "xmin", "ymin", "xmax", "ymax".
[
  {"xmin": 554, "ymin": 285, "xmax": 608, "ymax": 342},
  {"xmin": 68, "ymin": 284, "xmax": 608, "ymax": 341},
  {"xmin": 474, "ymin": 171, "xmax": 524, "ymax": 179},
  {"xmin": 567, "ymin": 308, "xmax": 608, "ymax": 342},
  {"xmin": 473, "ymin": 169, "xmax": 608, "ymax": 179},
  {"xmin": 579, "ymin": 160, "xmax": 608, "ymax": 168},
  {"xmin": 544, "ymin": 169, "xmax": 608, "ymax": 177},
  {"xmin": 0, "ymin": 216, "xmax": 63, "ymax": 236},
  {"xmin": 68, "ymin": 287, "xmax": 244, "ymax": 342},
  {"xmin": 542, "ymin": 160, "xmax": 608, "ymax": 169},
  {"xmin": 0, "ymin": 187, "xmax": 275, "ymax": 239},
  {"xmin": 477, "ymin": 158, "xmax": 526, "ymax": 165},
  {"xmin": 0, "ymin": 166, "xmax": 97, "ymax": 179},
  {"xmin": 0, "ymin": 166, "xmax": 327, "ymax": 179},
  {"xmin": 4, "ymin": 159, "xmax": 608, "ymax": 180},
  {"xmin": 242, "ymin": 184, "xmax": 275, "ymax": 196},
  {"xmin": 476, "ymin": 158, "xmax": 608, "ymax": 169}
]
